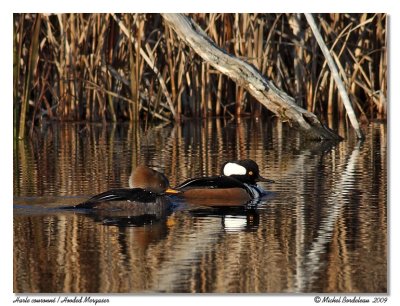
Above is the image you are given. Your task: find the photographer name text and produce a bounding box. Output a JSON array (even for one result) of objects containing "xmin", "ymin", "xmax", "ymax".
[{"xmin": 314, "ymin": 296, "xmax": 388, "ymax": 304}]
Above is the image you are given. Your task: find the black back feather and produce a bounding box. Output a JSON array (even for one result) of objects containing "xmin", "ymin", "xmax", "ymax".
[
  {"xmin": 176, "ymin": 176, "xmax": 246, "ymax": 191},
  {"xmin": 72, "ymin": 188, "xmax": 159, "ymax": 209}
]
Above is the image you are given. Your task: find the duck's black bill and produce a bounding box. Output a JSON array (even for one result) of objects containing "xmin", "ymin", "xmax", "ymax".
[{"xmin": 257, "ymin": 176, "xmax": 275, "ymax": 183}]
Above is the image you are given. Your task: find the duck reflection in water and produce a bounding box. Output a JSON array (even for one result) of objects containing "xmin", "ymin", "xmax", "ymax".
[{"xmin": 188, "ymin": 206, "xmax": 261, "ymax": 233}]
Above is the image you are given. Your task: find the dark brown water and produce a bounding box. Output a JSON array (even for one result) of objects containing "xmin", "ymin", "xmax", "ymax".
[{"xmin": 13, "ymin": 119, "xmax": 387, "ymax": 293}]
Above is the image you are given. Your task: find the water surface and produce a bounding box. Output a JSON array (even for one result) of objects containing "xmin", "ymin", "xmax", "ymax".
[{"xmin": 13, "ymin": 119, "xmax": 387, "ymax": 293}]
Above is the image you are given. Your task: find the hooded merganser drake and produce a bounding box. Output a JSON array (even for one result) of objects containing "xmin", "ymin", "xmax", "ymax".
[
  {"xmin": 174, "ymin": 159, "xmax": 274, "ymax": 206},
  {"xmin": 70, "ymin": 165, "xmax": 180, "ymax": 210}
]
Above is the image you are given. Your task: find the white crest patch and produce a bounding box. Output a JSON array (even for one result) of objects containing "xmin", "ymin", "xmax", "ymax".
[{"xmin": 223, "ymin": 162, "xmax": 247, "ymax": 176}]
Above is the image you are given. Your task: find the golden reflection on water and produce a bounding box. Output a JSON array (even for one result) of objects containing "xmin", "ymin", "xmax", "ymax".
[{"xmin": 13, "ymin": 119, "xmax": 387, "ymax": 293}]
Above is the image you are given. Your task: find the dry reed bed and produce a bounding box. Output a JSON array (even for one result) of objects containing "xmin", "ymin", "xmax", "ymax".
[{"xmin": 13, "ymin": 13, "xmax": 387, "ymax": 138}]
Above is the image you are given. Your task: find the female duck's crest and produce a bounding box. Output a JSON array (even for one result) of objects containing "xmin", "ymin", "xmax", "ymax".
[{"xmin": 129, "ymin": 165, "xmax": 179, "ymax": 194}]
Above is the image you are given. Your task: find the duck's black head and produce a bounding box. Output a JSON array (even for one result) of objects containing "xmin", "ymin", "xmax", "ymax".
[{"xmin": 221, "ymin": 159, "xmax": 274, "ymax": 185}]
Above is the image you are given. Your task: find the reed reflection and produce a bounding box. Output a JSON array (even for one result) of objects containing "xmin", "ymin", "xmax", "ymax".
[{"xmin": 14, "ymin": 120, "xmax": 387, "ymax": 293}]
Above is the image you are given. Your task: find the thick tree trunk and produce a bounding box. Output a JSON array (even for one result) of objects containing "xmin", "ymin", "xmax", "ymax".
[{"xmin": 161, "ymin": 13, "xmax": 342, "ymax": 140}]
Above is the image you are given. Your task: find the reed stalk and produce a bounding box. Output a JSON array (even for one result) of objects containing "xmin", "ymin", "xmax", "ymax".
[
  {"xmin": 13, "ymin": 13, "xmax": 386, "ymax": 131},
  {"xmin": 18, "ymin": 13, "xmax": 41, "ymax": 140},
  {"xmin": 305, "ymin": 13, "xmax": 364, "ymax": 139}
]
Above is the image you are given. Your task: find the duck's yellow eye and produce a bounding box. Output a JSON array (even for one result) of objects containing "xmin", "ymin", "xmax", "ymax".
[{"xmin": 249, "ymin": 171, "xmax": 253, "ymax": 176}]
